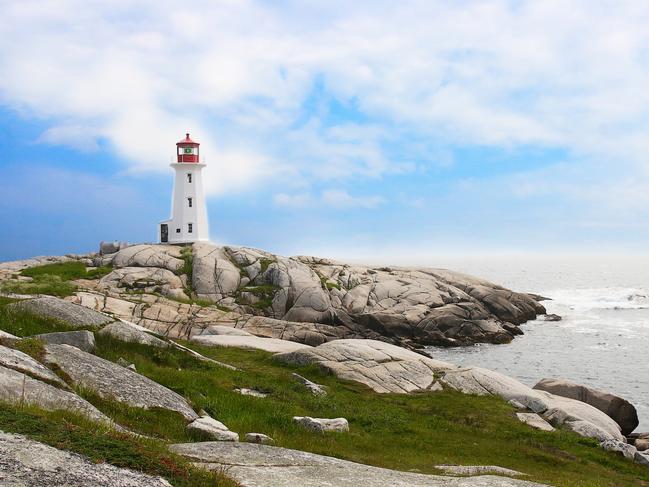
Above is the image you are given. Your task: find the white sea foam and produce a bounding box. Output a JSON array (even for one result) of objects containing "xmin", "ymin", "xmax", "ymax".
[{"xmin": 545, "ymin": 287, "xmax": 649, "ymax": 311}]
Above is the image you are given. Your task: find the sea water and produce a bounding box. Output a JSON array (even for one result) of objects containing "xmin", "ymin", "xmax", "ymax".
[{"xmin": 423, "ymin": 255, "xmax": 649, "ymax": 432}]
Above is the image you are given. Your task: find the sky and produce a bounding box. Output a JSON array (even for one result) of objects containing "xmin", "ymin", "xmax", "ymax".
[{"xmin": 1, "ymin": 0, "xmax": 649, "ymax": 263}]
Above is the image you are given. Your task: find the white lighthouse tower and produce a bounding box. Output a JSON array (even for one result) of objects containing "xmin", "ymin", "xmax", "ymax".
[{"xmin": 159, "ymin": 133, "xmax": 209, "ymax": 244}]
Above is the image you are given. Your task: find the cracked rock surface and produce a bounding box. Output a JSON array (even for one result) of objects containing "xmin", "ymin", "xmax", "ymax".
[
  {"xmin": 170, "ymin": 441, "xmax": 547, "ymax": 487},
  {"xmin": 0, "ymin": 431, "xmax": 172, "ymax": 487}
]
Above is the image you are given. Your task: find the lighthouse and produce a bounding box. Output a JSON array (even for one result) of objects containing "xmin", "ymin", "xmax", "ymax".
[{"xmin": 159, "ymin": 133, "xmax": 209, "ymax": 244}]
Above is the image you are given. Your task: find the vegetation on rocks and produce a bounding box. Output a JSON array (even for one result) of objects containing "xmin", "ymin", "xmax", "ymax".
[
  {"xmin": 1, "ymin": 262, "xmax": 111, "ymax": 297},
  {"xmin": 0, "ymin": 294, "xmax": 648, "ymax": 486},
  {"xmin": 0, "ymin": 402, "xmax": 236, "ymax": 487}
]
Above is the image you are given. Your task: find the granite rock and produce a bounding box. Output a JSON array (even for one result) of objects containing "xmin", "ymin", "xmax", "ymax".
[
  {"xmin": 8, "ymin": 296, "xmax": 114, "ymax": 328},
  {"xmin": 33, "ymin": 330, "xmax": 96, "ymax": 353},
  {"xmin": 43, "ymin": 344, "xmax": 198, "ymax": 421}
]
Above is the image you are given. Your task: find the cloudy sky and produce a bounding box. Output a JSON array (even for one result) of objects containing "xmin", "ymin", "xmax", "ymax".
[{"xmin": 1, "ymin": 0, "xmax": 648, "ymax": 262}]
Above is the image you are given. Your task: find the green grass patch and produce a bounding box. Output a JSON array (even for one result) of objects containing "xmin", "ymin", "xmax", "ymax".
[
  {"xmin": 0, "ymin": 301, "xmax": 80, "ymax": 337},
  {"xmin": 1, "ymin": 275, "xmax": 77, "ymax": 297},
  {"xmin": 259, "ymin": 258, "xmax": 275, "ymax": 274},
  {"xmin": 319, "ymin": 276, "xmax": 340, "ymax": 290},
  {"xmin": 0, "ymin": 402, "xmax": 236, "ymax": 486},
  {"xmin": 20, "ymin": 261, "xmax": 111, "ymax": 280},
  {"xmin": 235, "ymin": 284, "xmax": 279, "ymax": 310},
  {"xmin": 87, "ymin": 334, "xmax": 649, "ymax": 487},
  {"xmin": 1, "ymin": 261, "xmax": 112, "ymax": 297},
  {"xmin": 11, "ymin": 337, "xmax": 46, "ymax": 361}
]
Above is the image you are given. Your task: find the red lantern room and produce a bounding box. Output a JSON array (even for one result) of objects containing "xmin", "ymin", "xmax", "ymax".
[{"xmin": 176, "ymin": 133, "xmax": 200, "ymax": 163}]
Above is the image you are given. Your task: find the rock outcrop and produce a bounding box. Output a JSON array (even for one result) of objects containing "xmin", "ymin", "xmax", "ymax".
[
  {"xmin": 191, "ymin": 334, "xmax": 313, "ymax": 353},
  {"xmin": 0, "ymin": 365, "xmax": 108, "ymax": 423},
  {"xmin": 42, "ymin": 344, "xmax": 198, "ymax": 421},
  {"xmin": 533, "ymin": 378, "xmax": 639, "ymax": 436},
  {"xmin": 275, "ymin": 339, "xmax": 453, "ymax": 393},
  {"xmin": 91, "ymin": 243, "xmax": 545, "ymax": 349},
  {"xmin": 170, "ymin": 441, "xmax": 547, "ymax": 486},
  {"xmin": 98, "ymin": 321, "xmax": 170, "ymax": 348},
  {"xmin": 0, "ymin": 344, "xmax": 67, "ymax": 387},
  {"xmin": 439, "ymin": 367, "xmax": 625, "ymax": 443},
  {"xmin": 8, "ymin": 296, "xmax": 114, "ymax": 328},
  {"xmin": 33, "ymin": 330, "xmax": 96, "ymax": 353},
  {"xmin": 0, "ymin": 431, "xmax": 171, "ymax": 486}
]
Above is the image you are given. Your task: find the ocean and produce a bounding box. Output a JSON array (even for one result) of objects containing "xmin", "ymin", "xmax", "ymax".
[{"xmin": 422, "ymin": 255, "xmax": 649, "ymax": 432}]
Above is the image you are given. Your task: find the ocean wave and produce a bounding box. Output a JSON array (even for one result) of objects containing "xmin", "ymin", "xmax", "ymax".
[{"xmin": 544, "ymin": 287, "xmax": 649, "ymax": 310}]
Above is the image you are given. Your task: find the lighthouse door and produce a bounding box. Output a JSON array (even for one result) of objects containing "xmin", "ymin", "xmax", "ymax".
[{"xmin": 160, "ymin": 224, "xmax": 169, "ymax": 243}]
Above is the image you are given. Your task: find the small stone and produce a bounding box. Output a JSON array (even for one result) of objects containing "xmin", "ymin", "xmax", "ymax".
[
  {"xmin": 634, "ymin": 450, "xmax": 649, "ymax": 467},
  {"xmin": 117, "ymin": 357, "xmax": 130, "ymax": 367},
  {"xmin": 509, "ymin": 399, "xmax": 526, "ymax": 409},
  {"xmin": 635, "ymin": 439, "xmax": 649, "ymax": 451},
  {"xmin": 245, "ymin": 433, "xmax": 274, "ymax": 445},
  {"xmin": 187, "ymin": 416, "xmax": 239, "ymax": 442},
  {"xmin": 516, "ymin": 413, "xmax": 555, "ymax": 432},
  {"xmin": 234, "ymin": 388, "xmax": 269, "ymax": 398},
  {"xmin": 600, "ymin": 439, "xmax": 637, "ymax": 460},
  {"xmin": 429, "ymin": 382, "xmax": 443, "ymax": 392},
  {"xmin": 127, "ymin": 364, "xmax": 137, "ymax": 372},
  {"xmin": 435, "ymin": 465, "xmax": 526, "ymax": 477},
  {"xmin": 541, "ymin": 314, "xmax": 562, "ymax": 322},
  {"xmin": 291, "ymin": 373, "xmax": 327, "ymax": 396},
  {"xmin": 293, "ymin": 416, "xmax": 349, "ymax": 433}
]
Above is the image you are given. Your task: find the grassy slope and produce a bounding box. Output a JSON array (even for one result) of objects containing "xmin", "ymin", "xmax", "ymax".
[
  {"xmin": 1, "ymin": 261, "xmax": 111, "ymax": 297},
  {"xmin": 0, "ymin": 297, "xmax": 647, "ymax": 486}
]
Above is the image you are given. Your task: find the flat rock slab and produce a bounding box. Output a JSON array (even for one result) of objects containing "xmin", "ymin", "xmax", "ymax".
[
  {"xmin": 191, "ymin": 334, "xmax": 312, "ymax": 353},
  {"xmin": 516, "ymin": 413, "xmax": 555, "ymax": 432},
  {"xmin": 170, "ymin": 442, "xmax": 548, "ymax": 487},
  {"xmin": 43, "ymin": 344, "xmax": 198, "ymax": 421},
  {"xmin": 99, "ymin": 321, "xmax": 169, "ymax": 348},
  {"xmin": 0, "ymin": 431, "xmax": 171, "ymax": 486},
  {"xmin": 435, "ymin": 465, "xmax": 526, "ymax": 477},
  {"xmin": 0, "ymin": 365, "xmax": 108, "ymax": 423},
  {"xmin": 8, "ymin": 296, "xmax": 114, "ymax": 328},
  {"xmin": 33, "ymin": 330, "xmax": 96, "ymax": 353},
  {"xmin": 0, "ymin": 344, "xmax": 67, "ymax": 387},
  {"xmin": 275, "ymin": 339, "xmax": 453, "ymax": 394}
]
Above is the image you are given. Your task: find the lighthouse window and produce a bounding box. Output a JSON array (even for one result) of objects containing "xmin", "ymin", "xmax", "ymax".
[
  {"xmin": 188, "ymin": 197, "xmax": 193, "ymax": 207},
  {"xmin": 188, "ymin": 223, "xmax": 193, "ymax": 233},
  {"xmin": 187, "ymin": 173, "xmax": 192, "ymax": 183},
  {"xmin": 176, "ymin": 228, "xmax": 181, "ymax": 233}
]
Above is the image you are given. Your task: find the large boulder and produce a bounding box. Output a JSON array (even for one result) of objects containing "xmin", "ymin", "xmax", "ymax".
[
  {"xmin": 42, "ymin": 344, "xmax": 198, "ymax": 421},
  {"xmin": 293, "ymin": 416, "xmax": 349, "ymax": 433},
  {"xmin": 275, "ymin": 339, "xmax": 453, "ymax": 394},
  {"xmin": 533, "ymin": 378, "xmax": 639, "ymax": 436},
  {"xmin": 0, "ymin": 365, "xmax": 108, "ymax": 423},
  {"xmin": 439, "ymin": 367, "xmax": 625, "ymax": 442},
  {"xmin": 170, "ymin": 441, "xmax": 547, "ymax": 486},
  {"xmin": 98, "ymin": 321, "xmax": 169, "ymax": 348},
  {"xmin": 8, "ymin": 296, "xmax": 114, "ymax": 328},
  {"xmin": 108, "ymin": 244, "xmax": 184, "ymax": 272},
  {"xmin": 0, "ymin": 431, "xmax": 171, "ymax": 486},
  {"xmin": 0, "ymin": 344, "xmax": 67, "ymax": 387},
  {"xmin": 33, "ymin": 330, "xmax": 96, "ymax": 353},
  {"xmin": 98, "ymin": 267, "xmax": 186, "ymax": 298}
]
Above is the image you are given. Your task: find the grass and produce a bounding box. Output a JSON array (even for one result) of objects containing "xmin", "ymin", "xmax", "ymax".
[
  {"xmin": 0, "ymin": 299, "xmax": 648, "ymax": 486},
  {"xmin": 0, "ymin": 402, "xmax": 236, "ymax": 487},
  {"xmin": 320, "ymin": 276, "xmax": 341, "ymax": 290},
  {"xmin": 86, "ymin": 333, "xmax": 649, "ymax": 487},
  {"xmin": 1, "ymin": 261, "xmax": 112, "ymax": 298},
  {"xmin": 0, "ymin": 297, "xmax": 82, "ymax": 336},
  {"xmin": 235, "ymin": 284, "xmax": 279, "ymax": 310},
  {"xmin": 20, "ymin": 261, "xmax": 112, "ymax": 280}
]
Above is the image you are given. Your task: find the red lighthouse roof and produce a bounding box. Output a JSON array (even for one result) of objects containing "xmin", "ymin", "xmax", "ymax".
[{"xmin": 177, "ymin": 133, "xmax": 199, "ymax": 146}]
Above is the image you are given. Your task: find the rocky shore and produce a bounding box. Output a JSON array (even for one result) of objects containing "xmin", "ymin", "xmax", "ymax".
[
  {"xmin": 2, "ymin": 242, "xmax": 547, "ymax": 350},
  {"xmin": 0, "ymin": 243, "xmax": 647, "ymax": 486}
]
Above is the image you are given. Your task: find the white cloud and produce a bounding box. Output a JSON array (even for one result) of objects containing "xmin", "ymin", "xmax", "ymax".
[
  {"xmin": 2, "ymin": 0, "xmax": 649, "ymax": 197},
  {"xmin": 273, "ymin": 189, "xmax": 385, "ymax": 209}
]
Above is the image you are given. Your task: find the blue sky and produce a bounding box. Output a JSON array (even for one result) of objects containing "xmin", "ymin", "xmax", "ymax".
[{"xmin": 1, "ymin": 1, "xmax": 649, "ymax": 262}]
